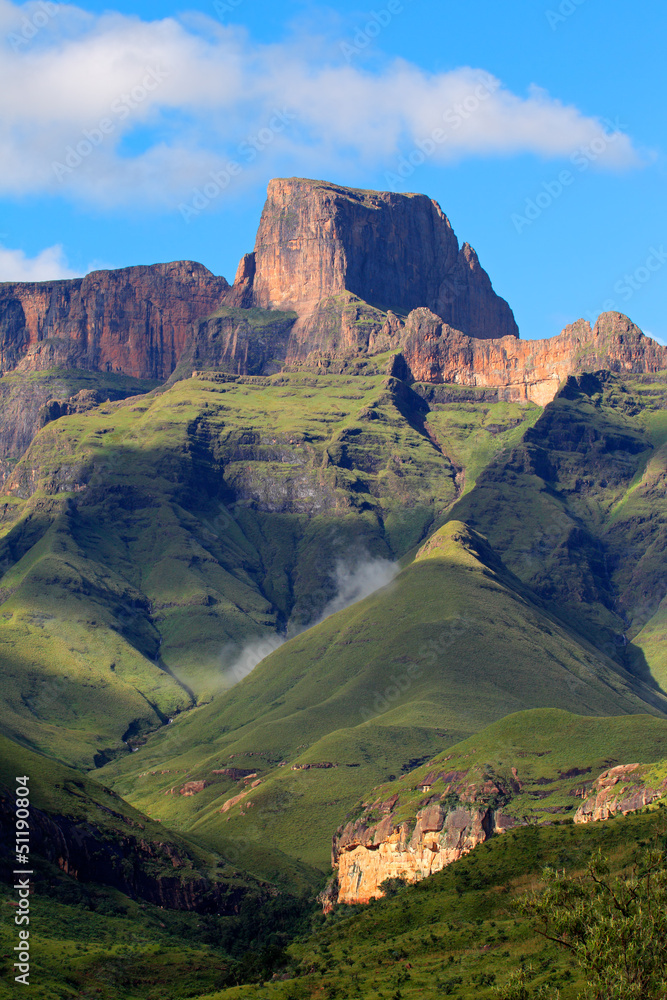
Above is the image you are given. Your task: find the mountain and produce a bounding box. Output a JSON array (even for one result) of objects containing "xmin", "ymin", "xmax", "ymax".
[
  {"xmin": 97, "ymin": 521, "xmax": 667, "ymax": 882},
  {"xmin": 229, "ymin": 176, "xmax": 519, "ymax": 340},
  {"xmin": 0, "ymin": 176, "xmax": 666, "ymax": 939},
  {"xmin": 0, "ymin": 362, "xmax": 543, "ymax": 768},
  {"xmin": 1, "ymin": 179, "xmax": 665, "ymax": 474},
  {"xmin": 447, "ymin": 368, "xmax": 667, "ymax": 670}
]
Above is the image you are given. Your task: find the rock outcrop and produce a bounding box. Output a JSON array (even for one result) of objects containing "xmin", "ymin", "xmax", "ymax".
[
  {"xmin": 0, "ymin": 792, "xmax": 249, "ymax": 914},
  {"xmin": 400, "ymin": 311, "xmax": 667, "ymax": 406},
  {"xmin": 333, "ymin": 801, "xmax": 504, "ymax": 907},
  {"xmin": 330, "ymin": 755, "xmax": 667, "ymax": 908},
  {"xmin": 0, "ymin": 261, "xmax": 228, "ymax": 379},
  {"xmin": 1, "ymin": 178, "xmax": 666, "ymax": 462},
  {"xmin": 330, "ymin": 768, "xmax": 523, "ymax": 908},
  {"xmin": 574, "ymin": 764, "xmax": 667, "ymax": 823},
  {"xmin": 234, "ymin": 177, "xmax": 519, "ymax": 342}
]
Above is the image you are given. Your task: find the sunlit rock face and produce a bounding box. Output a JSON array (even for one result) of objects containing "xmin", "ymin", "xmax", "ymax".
[
  {"xmin": 242, "ymin": 177, "xmax": 519, "ymax": 341},
  {"xmin": 0, "ymin": 262, "xmax": 228, "ymax": 379}
]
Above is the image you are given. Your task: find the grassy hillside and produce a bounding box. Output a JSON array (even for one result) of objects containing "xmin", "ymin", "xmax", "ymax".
[
  {"xmin": 0, "ymin": 732, "xmax": 276, "ymax": 899},
  {"xmin": 197, "ymin": 806, "xmax": 667, "ymax": 1000},
  {"xmin": 99, "ymin": 523, "xmax": 667, "ymax": 881},
  {"xmin": 447, "ymin": 370, "xmax": 667, "ymax": 673},
  {"xmin": 2, "ymin": 770, "xmax": 664, "ymax": 999},
  {"xmin": 0, "ymin": 369, "xmax": 538, "ymax": 768},
  {"xmin": 343, "ymin": 708, "xmax": 667, "ymax": 833}
]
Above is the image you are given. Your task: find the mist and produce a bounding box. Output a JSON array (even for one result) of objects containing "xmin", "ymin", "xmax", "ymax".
[{"xmin": 221, "ymin": 554, "xmax": 398, "ymax": 687}]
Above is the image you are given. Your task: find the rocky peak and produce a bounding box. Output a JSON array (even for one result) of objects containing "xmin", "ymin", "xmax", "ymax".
[{"xmin": 237, "ymin": 177, "xmax": 519, "ymax": 340}]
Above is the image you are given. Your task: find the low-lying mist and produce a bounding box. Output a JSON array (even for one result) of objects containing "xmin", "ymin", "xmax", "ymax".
[{"xmin": 220, "ymin": 554, "xmax": 398, "ymax": 687}]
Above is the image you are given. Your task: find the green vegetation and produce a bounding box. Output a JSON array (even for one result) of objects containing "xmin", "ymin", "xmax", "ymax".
[
  {"xmin": 99, "ymin": 527, "xmax": 666, "ymax": 881},
  {"xmin": 352, "ymin": 709, "xmax": 667, "ymax": 831},
  {"xmin": 448, "ymin": 370, "xmax": 667, "ymax": 666},
  {"xmin": 519, "ymin": 848, "xmax": 667, "ymax": 999},
  {"xmin": 192, "ymin": 806, "xmax": 667, "ymax": 1000},
  {"xmin": 0, "ymin": 368, "xmax": 538, "ymax": 768}
]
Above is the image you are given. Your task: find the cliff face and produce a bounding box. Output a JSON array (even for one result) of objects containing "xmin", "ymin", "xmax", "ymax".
[
  {"xmin": 333, "ymin": 800, "xmax": 504, "ymax": 907},
  {"xmin": 400, "ymin": 311, "xmax": 667, "ymax": 406},
  {"xmin": 330, "ymin": 755, "xmax": 667, "ymax": 908},
  {"xmin": 0, "ymin": 261, "xmax": 228, "ymax": 379},
  {"xmin": 0, "ymin": 792, "xmax": 248, "ymax": 914},
  {"xmin": 574, "ymin": 764, "xmax": 667, "ymax": 824},
  {"xmin": 239, "ymin": 177, "xmax": 519, "ymax": 342},
  {"xmin": 330, "ymin": 768, "xmax": 523, "ymax": 908}
]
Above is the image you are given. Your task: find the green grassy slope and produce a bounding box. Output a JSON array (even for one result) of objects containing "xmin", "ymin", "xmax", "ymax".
[
  {"xmin": 2, "ymin": 765, "xmax": 664, "ymax": 999},
  {"xmin": 0, "ymin": 370, "xmax": 537, "ymax": 768},
  {"xmin": 99, "ymin": 523, "xmax": 667, "ymax": 880},
  {"xmin": 198, "ymin": 808, "xmax": 667, "ymax": 1000},
  {"xmin": 447, "ymin": 370, "xmax": 667, "ymax": 671},
  {"xmin": 344, "ymin": 708, "xmax": 667, "ymax": 832},
  {"xmin": 0, "ymin": 732, "xmax": 272, "ymax": 898},
  {"xmin": 635, "ymin": 595, "xmax": 667, "ymax": 691}
]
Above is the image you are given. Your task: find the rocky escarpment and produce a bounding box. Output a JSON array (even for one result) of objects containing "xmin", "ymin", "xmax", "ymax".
[
  {"xmin": 0, "ymin": 261, "xmax": 228, "ymax": 379},
  {"xmin": 232, "ymin": 177, "xmax": 519, "ymax": 344},
  {"xmin": 330, "ymin": 770, "xmax": 522, "ymax": 908},
  {"xmin": 574, "ymin": 763, "xmax": 667, "ymax": 823},
  {"xmin": 400, "ymin": 310, "xmax": 667, "ymax": 406},
  {"xmin": 0, "ymin": 790, "xmax": 248, "ymax": 913},
  {"xmin": 329, "ymin": 755, "xmax": 667, "ymax": 908}
]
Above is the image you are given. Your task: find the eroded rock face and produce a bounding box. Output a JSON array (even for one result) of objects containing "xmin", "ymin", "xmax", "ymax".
[
  {"xmin": 400, "ymin": 311, "xmax": 667, "ymax": 405},
  {"xmin": 334, "ymin": 804, "xmax": 499, "ymax": 907},
  {"xmin": 574, "ymin": 764, "xmax": 667, "ymax": 823},
  {"xmin": 330, "ymin": 772, "xmax": 523, "ymax": 908},
  {"xmin": 0, "ymin": 792, "xmax": 248, "ymax": 914},
  {"xmin": 330, "ymin": 754, "xmax": 667, "ymax": 908},
  {"xmin": 242, "ymin": 178, "xmax": 519, "ymax": 341},
  {"xmin": 0, "ymin": 262, "xmax": 228, "ymax": 379}
]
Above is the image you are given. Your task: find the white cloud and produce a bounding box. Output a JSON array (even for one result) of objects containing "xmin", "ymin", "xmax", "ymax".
[
  {"xmin": 0, "ymin": 243, "xmax": 80, "ymax": 281},
  {"xmin": 0, "ymin": 1, "xmax": 646, "ymax": 209}
]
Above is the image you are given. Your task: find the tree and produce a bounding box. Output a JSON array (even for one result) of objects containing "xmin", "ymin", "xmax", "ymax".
[{"xmin": 517, "ymin": 847, "xmax": 667, "ymax": 999}]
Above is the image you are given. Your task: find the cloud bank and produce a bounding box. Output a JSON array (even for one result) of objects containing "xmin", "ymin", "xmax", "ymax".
[{"xmin": 0, "ymin": 0, "xmax": 644, "ymax": 209}]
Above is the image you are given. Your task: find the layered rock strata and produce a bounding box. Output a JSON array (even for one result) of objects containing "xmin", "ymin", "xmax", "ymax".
[
  {"xmin": 0, "ymin": 261, "xmax": 228, "ymax": 379},
  {"xmin": 330, "ymin": 760, "xmax": 667, "ymax": 908},
  {"xmin": 573, "ymin": 764, "xmax": 667, "ymax": 823},
  {"xmin": 400, "ymin": 310, "xmax": 667, "ymax": 406},
  {"xmin": 333, "ymin": 800, "xmax": 515, "ymax": 907}
]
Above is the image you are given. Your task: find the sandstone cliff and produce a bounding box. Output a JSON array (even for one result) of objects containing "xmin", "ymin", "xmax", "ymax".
[
  {"xmin": 233, "ymin": 177, "xmax": 519, "ymax": 342},
  {"xmin": 400, "ymin": 310, "xmax": 667, "ymax": 405},
  {"xmin": 0, "ymin": 261, "xmax": 228, "ymax": 379},
  {"xmin": 329, "ymin": 754, "xmax": 667, "ymax": 908},
  {"xmin": 573, "ymin": 763, "xmax": 667, "ymax": 824},
  {"xmin": 1, "ymin": 179, "xmax": 666, "ymax": 464}
]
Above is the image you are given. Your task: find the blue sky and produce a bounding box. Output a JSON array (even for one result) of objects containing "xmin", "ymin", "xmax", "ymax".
[{"xmin": 1, "ymin": 0, "xmax": 665, "ymax": 342}]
